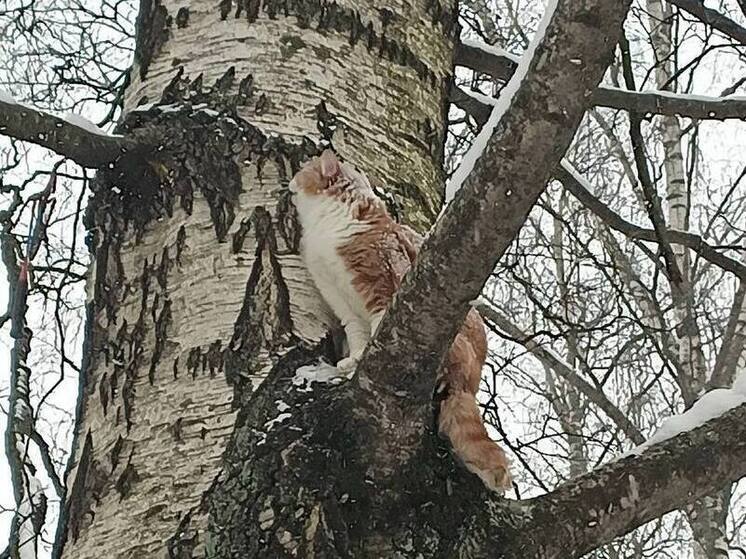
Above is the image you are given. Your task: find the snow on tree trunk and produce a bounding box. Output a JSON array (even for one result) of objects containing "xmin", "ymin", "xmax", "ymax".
[
  {"xmin": 54, "ymin": 0, "xmax": 456, "ymax": 556},
  {"xmin": 646, "ymin": 0, "xmax": 728, "ymax": 556}
]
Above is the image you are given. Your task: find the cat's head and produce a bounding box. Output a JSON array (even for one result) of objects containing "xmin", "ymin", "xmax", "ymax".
[{"xmin": 289, "ymin": 149, "xmax": 373, "ymax": 198}]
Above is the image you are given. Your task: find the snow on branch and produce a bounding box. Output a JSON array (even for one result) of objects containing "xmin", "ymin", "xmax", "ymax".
[
  {"xmin": 591, "ymin": 87, "xmax": 746, "ymax": 120},
  {"xmin": 557, "ymin": 161, "xmax": 746, "ymax": 280},
  {"xmin": 0, "ymin": 92, "xmax": 146, "ymax": 168},
  {"xmin": 472, "ymin": 400, "xmax": 746, "ymax": 558},
  {"xmin": 452, "ymin": 52, "xmax": 746, "ymax": 122},
  {"xmin": 352, "ymin": 0, "xmax": 633, "ymax": 471},
  {"xmin": 623, "ymin": 372, "xmax": 746, "ymax": 458}
]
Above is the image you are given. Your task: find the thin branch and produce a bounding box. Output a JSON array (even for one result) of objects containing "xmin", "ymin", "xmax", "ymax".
[
  {"xmin": 668, "ymin": 0, "xmax": 746, "ymax": 45},
  {"xmin": 618, "ymin": 35, "xmax": 684, "ymax": 288},
  {"xmin": 0, "ymin": 98, "xmax": 147, "ymax": 168},
  {"xmin": 352, "ymin": 0, "xmax": 633, "ymax": 473},
  {"xmin": 477, "ymin": 301, "xmax": 645, "ymax": 445},
  {"xmin": 28, "ymin": 431, "xmax": 63, "ymax": 498},
  {"xmin": 556, "ymin": 162, "xmax": 746, "ymax": 280}
]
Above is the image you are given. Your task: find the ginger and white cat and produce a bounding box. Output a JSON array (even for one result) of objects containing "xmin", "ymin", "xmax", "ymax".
[{"xmin": 289, "ymin": 149, "xmax": 512, "ymax": 492}]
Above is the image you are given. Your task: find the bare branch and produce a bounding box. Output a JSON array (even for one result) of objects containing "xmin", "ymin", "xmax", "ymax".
[
  {"xmin": 353, "ymin": 0, "xmax": 633, "ymax": 470},
  {"xmin": 556, "ymin": 162, "xmax": 746, "ymax": 280},
  {"xmin": 0, "ymin": 98, "xmax": 146, "ymax": 168},
  {"xmin": 711, "ymin": 281, "xmax": 746, "ymax": 389},
  {"xmin": 590, "ymin": 87, "xmax": 746, "ymax": 120},
  {"xmin": 28, "ymin": 431, "xmax": 64, "ymax": 498},
  {"xmin": 450, "ymin": 85, "xmax": 492, "ymax": 125},
  {"xmin": 454, "ymin": 41, "xmax": 517, "ymax": 82},
  {"xmin": 477, "ymin": 301, "xmax": 645, "ymax": 445},
  {"xmin": 454, "ymin": 43, "xmax": 746, "ymax": 121},
  {"xmin": 668, "ymin": 0, "xmax": 746, "ymax": 45}
]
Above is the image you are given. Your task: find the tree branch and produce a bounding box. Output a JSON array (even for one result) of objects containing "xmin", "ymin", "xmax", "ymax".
[
  {"xmin": 556, "ymin": 162, "xmax": 746, "ymax": 280},
  {"xmin": 454, "ymin": 43, "xmax": 746, "ymax": 121},
  {"xmin": 450, "ymin": 85, "xmax": 492, "ymax": 125},
  {"xmin": 711, "ymin": 280, "xmax": 746, "ymax": 389},
  {"xmin": 477, "ymin": 301, "xmax": 645, "ymax": 445},
  {"xmin": 0, "ymin": 98, "xmax": 145, "ymax": 168},
  {"xmin": 668, "ymin": 0, "xmax": 746, "ymax": 45},
  {"xmin": 492, "ymin": 402, "xmax": 746, "ymax": 558},
  {"xmin": 618, "ymin": 35, "xmax": 685, "ymax": 289},
  {"xmin": 453, "ymin": 42, "xmax": 517, "ymax": 82},
  {"xmin": 590, "ymin": 87, "xmax": 746, "ymax": 120},
  {"xmin": 353, "ymin": 0, "xmax": 633, "ymax": 469}
]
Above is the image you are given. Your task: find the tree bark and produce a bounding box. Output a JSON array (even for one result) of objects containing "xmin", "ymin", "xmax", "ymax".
[{"xmin": 54, "ymin": 0, "xmax": 454, "ymax": 556}]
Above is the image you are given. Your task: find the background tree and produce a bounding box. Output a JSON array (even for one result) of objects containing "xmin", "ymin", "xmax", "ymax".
[{"xmin": 1, "ymin": 0, "xmax": 746, "ymax": 558}]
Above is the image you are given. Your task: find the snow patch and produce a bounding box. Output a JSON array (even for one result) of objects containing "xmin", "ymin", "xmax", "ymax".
[
  {"xmin": 62, "ymin": 113, "xmax": 109, "ymax": 135},
  {"xmin": 292, "ymin": 361, "xmax": 351, "ymax": 391},
  {"xmin": 445, "ymin": 0, "xmax": 560, "ymax": 203},
  {"xmin": 264, "ymin": 412, "xmax": 292, "ymax": 431},
  {"xmin": 622, "ymin": 371, "xmax": 746, "ymax": 457},
  {"xmin": 0, "ymin": 88, "xmax": 17, "ymax": 104},
  {"xmin": 130, "ymin": 102, "xmax": 156, "ymax": 112}
]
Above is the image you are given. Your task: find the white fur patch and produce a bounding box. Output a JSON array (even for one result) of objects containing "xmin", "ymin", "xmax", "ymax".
[{"xmin": 293, "ymin": 191, "xmax": 372, "ymax": 326}]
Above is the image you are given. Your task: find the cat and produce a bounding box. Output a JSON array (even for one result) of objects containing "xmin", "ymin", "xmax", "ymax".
[{"xmin": 289, "ymin": 149, "xmax": 512, "ymax": 492}]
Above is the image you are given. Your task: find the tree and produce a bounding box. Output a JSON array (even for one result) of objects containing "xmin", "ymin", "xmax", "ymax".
[{"xmin": 2, "ymin": 0, "xmax": 746, "ymax": 558}]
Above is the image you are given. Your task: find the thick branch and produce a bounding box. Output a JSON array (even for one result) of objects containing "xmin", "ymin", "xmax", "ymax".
[
  {"xmin": 354, "ymin": 0, "xmax": 632, "ymax": 463},
  {"xmin": 454, "ymin": 44, "xmax": 746, "ymax": 120},
  {"xmin": 477, "ymin": 301, "xmax": 645, "ymax": 445},
  {"xmin": 592, "ymin": 87, "xmax": 746, "ymax": 120},
  {"xmin": 453, "ymin": 42, "xmax": 517, "ymax": 81},
  {"xmin": 450, "ymin": 86, "xmax": 492, "ymax": 124},
  {"xmin": 0, "ymin": 99, "xmax": 144, "ymax": 168},
  {"xmin": 556, "ymin": 162, "xmax": 746, "ymax": 280},
  {"xmin": 495, "ymin": 403, "xmax": 746, "ymax": 558},
  {"xmin": 668, "ymin": 0, "xmax": 746, "ymax": 44}
]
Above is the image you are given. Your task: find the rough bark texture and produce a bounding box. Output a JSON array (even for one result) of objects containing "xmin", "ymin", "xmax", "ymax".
[{"xmin": 55, "ymin": 0, "xmax": 455, "ymax": 555}]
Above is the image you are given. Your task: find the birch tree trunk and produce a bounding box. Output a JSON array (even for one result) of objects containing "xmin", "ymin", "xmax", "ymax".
[
  {"xmin": 646, "ymin": 0, "xmax": 729, "ymax": 555},
  {"xmin": 53, "ymin": 0, "xmax": 455, "ymax": 556}
]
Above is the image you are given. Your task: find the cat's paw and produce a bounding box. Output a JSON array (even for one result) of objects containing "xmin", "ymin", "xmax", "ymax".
[{"xmin": 336, "ymin": 356, "xmax": 359, "ymax": 373}]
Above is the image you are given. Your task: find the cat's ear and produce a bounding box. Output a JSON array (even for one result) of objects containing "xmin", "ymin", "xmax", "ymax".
[{"xmin": 319, "ymin": 149, "xmax": 340, "ymax": 179}]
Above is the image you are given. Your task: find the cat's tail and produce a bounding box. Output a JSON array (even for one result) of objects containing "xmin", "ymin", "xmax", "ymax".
[{"xmin": 438, "ymin": 389, "xmax": 512, "ymax": 492}]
